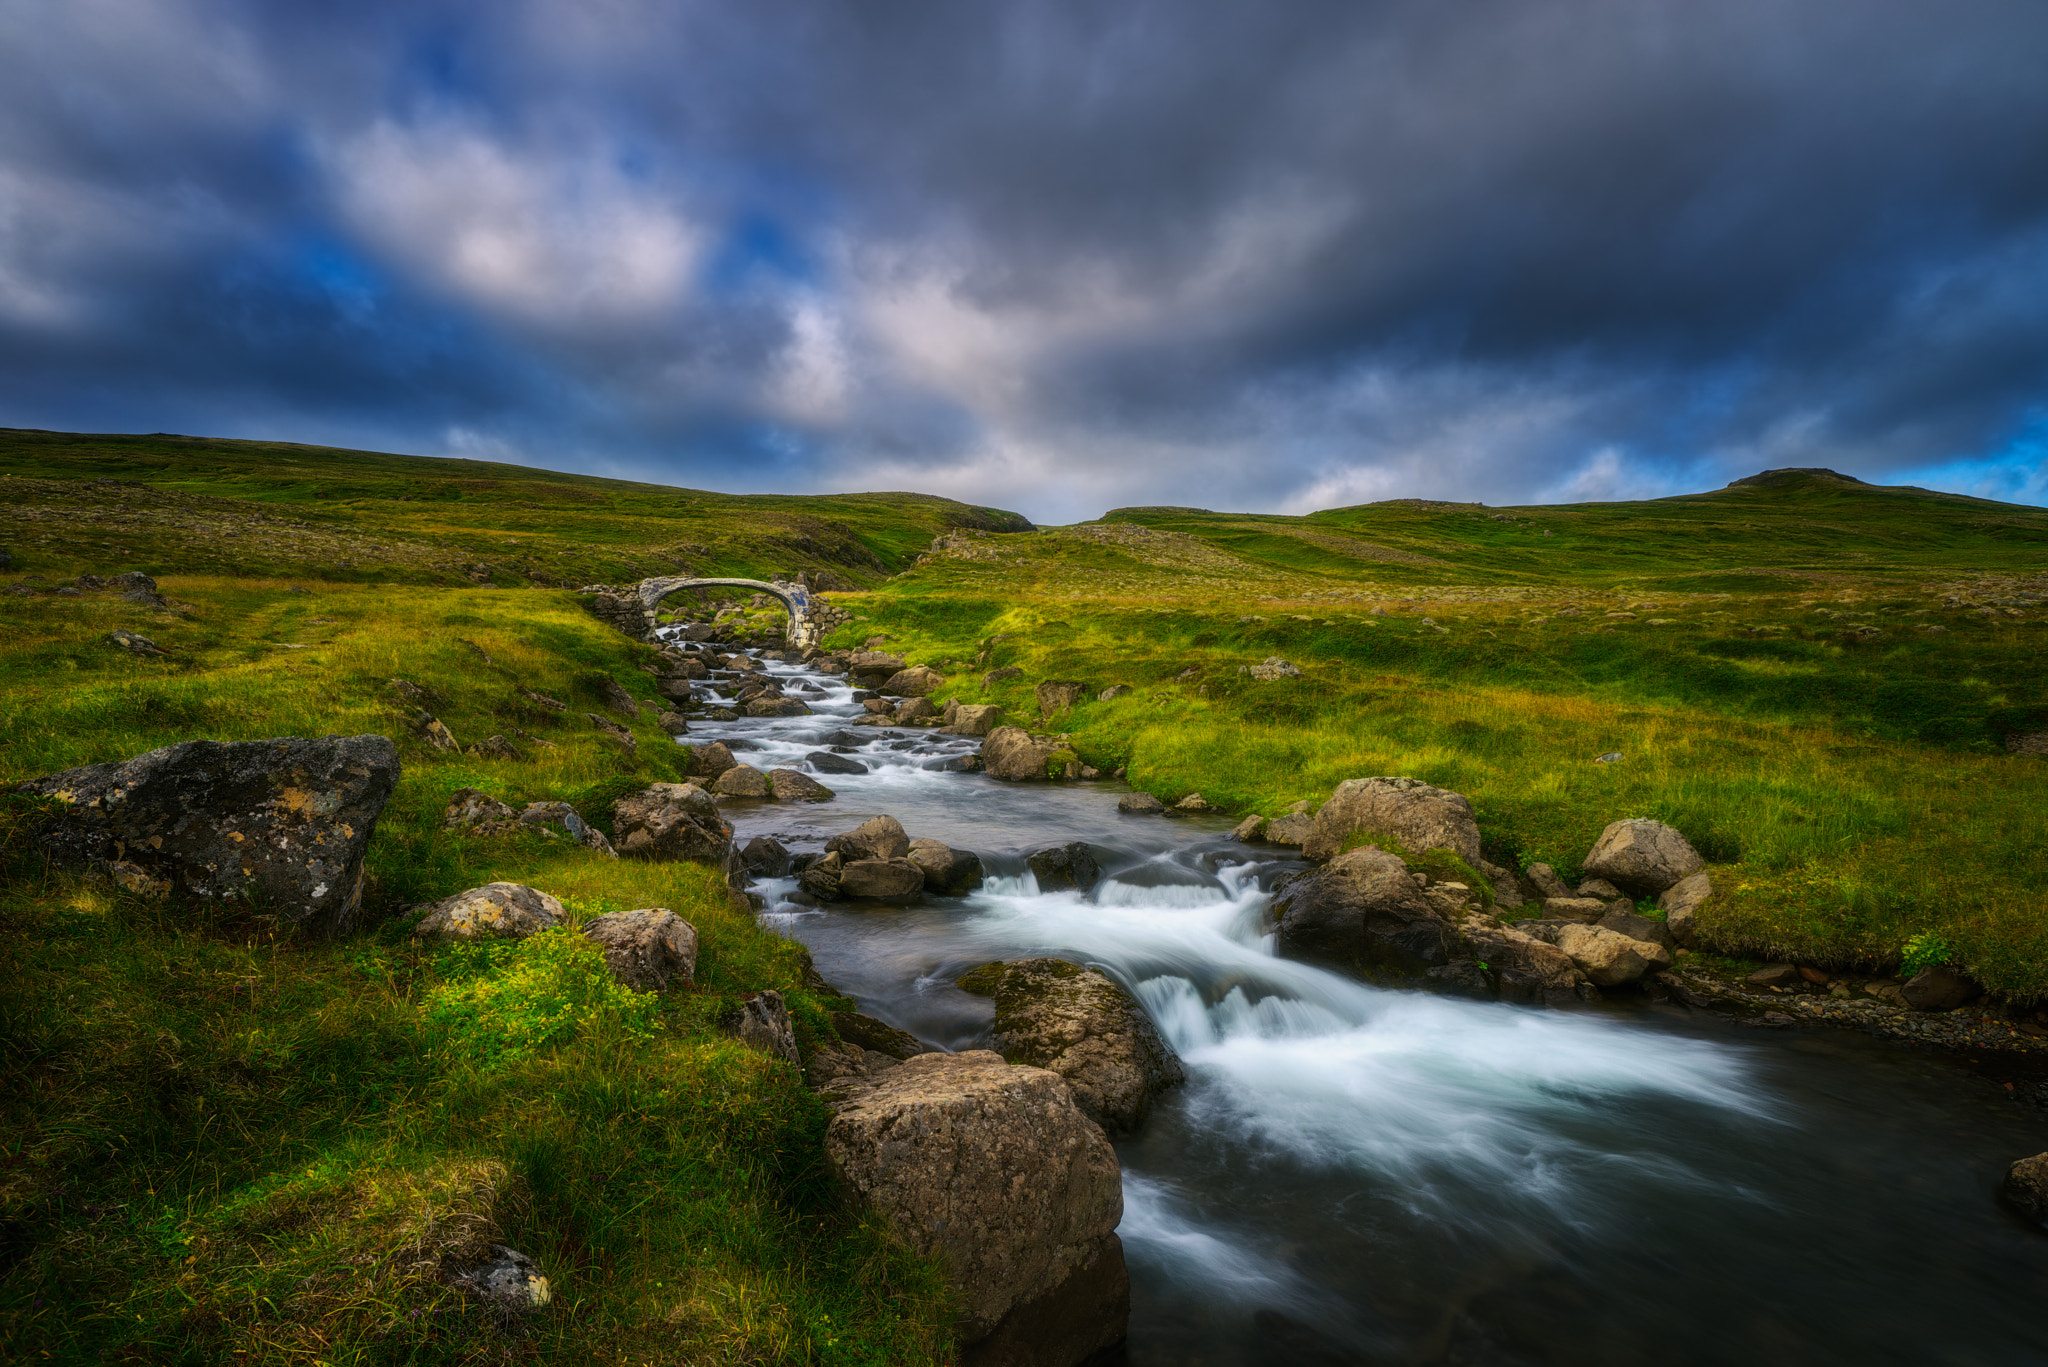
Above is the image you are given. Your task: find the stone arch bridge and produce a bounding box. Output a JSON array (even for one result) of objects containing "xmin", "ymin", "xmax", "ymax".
[{"xmin": 636, "ymin": 576, "xmax": 821, "ymax": 649}]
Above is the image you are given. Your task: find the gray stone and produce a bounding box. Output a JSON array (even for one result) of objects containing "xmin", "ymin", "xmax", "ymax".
[
  {"xmin": 582, "ymin": 909, "xmax": 699, "ymax": 991},
  {"xmin": 1581, "ymin": 818, "xmax": 1706, "ymax": 895},
  {"xmin": 728, "ymin": 989, "xmax": 800, "ymax": 1065},
  {"xmin": 1657, "ymin": 871, "xmax": 1713, "ymax": 945},
  {"xmin": 798, "ymin": 851, "xmax": 845, "ymax": 899},
  {"xmin": 958, "ymin": 958, "xmax": 1185, "ymax": 1135},
  {"xmin": 828, "ymin": 815, "xmax": 911, "ymax": 862},
  {"xmin": 823, "ymin": 1052, "xmax": 1127, "ymax": 1354},
  {"xmin": 1302, "ymin": 776, "xmax": 1481, "ymax": 863},
  {"xmin": 446, "ymin": 1244, "xmax": 552, "ymax": 1315},
  {"xmin": 768, "ymin": 768, "xmax": 835, "ymax": 802},
  {"xmin": 1461, "ymin": 918, "xmax": 1593, "ymax": 1005},
  {"xmin": 1117, "ymin": 792, "xmax": 1165, "ymax": 815},
  {"xmin": 831, "ymin": 1010, "xmax": 937, "ymax": 1060},
  {"xmin": 416, "ymin": 882, "xmax": 565, "ymax": 941},
  {"xmin": 1271, "ymin": 845, "xmax": 1457, "ymax": 976},
  {"xmin": 107, "ymin": 629, "xmax": 165, "ymax": 656},
  {"xmin": 882, "ymin": 665, "xmax": 946, "ymax": 696},
  {"xmin": 683, "ymin": 741, "xmax": 737, "ymax": 780},
  {"xmin": 981, "ymin": 666, "xmax": 1023, "ymax": 690},
  {"xmin": 946, "ymin": 703, "xmax": 1010, "ymax": 737},
  {"xmin": 746, "ymin": 695, "xmax": 812, "ymax": 718},
  {"xmin": 1247, "ymin": 657, "xmax": 1302, "ymax": 681},
  {"xmin": 908, "ymin": 837, "xmax": 984, "ymax": 895},
  {"xmin": 18, "ymin": 734, "xmax": 400, "ymax": 936},
  {"xmin": 445, "ymin": 787, "xmax": 517, "ymax": 828},
  {"xmin": 1231, "ymin": 815, "xmax": 1268, "ymax": 842},
  {"xmin": 838, "ymin": 858, "xmax": 926, "ymax": 901},
  {"xmin": 1476, "ymin": 857, "xmax": 1525, "ymax": 910},
  {"xmin": 599, "ymin": 678, "xmax": 641, "ymax": 717},
  {"xmin": 1028, "ymin": 842, "xmax": 1101, "ymax": 893},
  {"xmin": 1597, "ymin": 909, "xmax": 1673, "ymax": 949},
  {"xmin": 1746, "ymin": 963, "xmax": 1802, "ymax": 988},
  {"xmin": 584, "ymin": 712, "xmax": 636, "ymax": 752},
  {"xmin": 1097, "ymin": 685, "xmax": 1132, "ymax": 702},
  {"xmin": 1541, "ymin": 896, "xmax": 1608, "ymax": 922},
  {"xmin": 470, "ymin": 735, "xmax": 520, "ymax": 760},
  {"xmin": 1576, "ymin": 876, "xmax": 1626, "ymax": 900},
  {"xmin": 894, "ymin": 696, "xmax": 939, "ymax": 724},
  {"xmin": 1169, "ymin": 792, "xmax": 1212, "ymax": 815}
]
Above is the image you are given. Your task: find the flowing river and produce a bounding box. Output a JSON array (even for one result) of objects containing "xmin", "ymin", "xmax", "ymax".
[{"xmin": 671, "ymin": 634, "xmax": 2048, "ymax": 1366}]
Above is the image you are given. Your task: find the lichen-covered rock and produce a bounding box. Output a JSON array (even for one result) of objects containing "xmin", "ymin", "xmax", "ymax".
[
  {"xmin": 415, "ymin": 882, "xmax": 565, "ymax": 941},
  {"xmin": 612, "ymin": 782, "xmax": 731, "ymax": 863},
  {"xmin": 1034, "ymin": 680, "xmax": 1089, "ymax": 714},
  {"xmin": 1581, "ymin": 818, "xmax": 1706, "ymax": 895},
  {"xmin": 982, "ymin": 726, "xmax": 1061, "ymax": 781},
  {"xmin": 839, "ymin": 858, "xmax": 926, "ymax": 901},
  {"xmin": 832, "ymin": 1010, "xmax": 937, "ymax": 1059},
  {"xmin": 1270, "ymin": 845, "xmax": 1456, "ymax": 976},
  {"xmin": 1554, "ymin": 923, "xmax": 1671, "ymax": 986},
  {"xmin": 584, "ymin": 712, "xmax": 637, "ymax": 751},
  {"xmin": 957, "ymin": 958, "xmax": 1184, "ymax": 1135},
  {"xmin": 712, "ymin": 764, "xmax": 771, "ymax": 798},
  {"xmin": 768, "ymin": 767, "xmax": 835, "ymax": 802},
  {"xmin": 445, "ymin": 787, "xmax": 516, "ymax": 829},
  {"xmin": 943, "ymin": 703, "xmax": 1005, "ymax": 737},
  {"xmin": 469, "ymin": 735, "xmax": 521, "ymax": 760},
  {"xmin": 17, "ymin": 735, "xmax": 400, "ymax": 937},
  {"xmin": 582, "ymin": 909, "xmax": 698, "ymax": 991},
  {"xmin": 1231, "ymin": 815, "xmax": 1268, "ymax": 842},
  {"xmin": 1247, "ymin": 657, "xmax": 1301, "ymax": 681},
  {"xmin": 729, "ymin": 989, "xmax": 800, "ymax": 1065},
  {"xmin": 824, "ymin": 1051, "xmax": 1128, "ymax": 1356},
  {"xmin": 446, "ymin": 1244, "xmax": 552, "ymax": 1315},
  {"xmin": 828, "ymin": 815, "xmax": 911, "ymax": 862},
  {"xmin": 1301, "ymin": 776, "xmax": 1481, "ymax": 863},
  {"xmin": 1028, "ymin": 842, "xmax": 1101, "ymax": 893},
  {"xmin": 909, "ymin": 838, "xmax": 985, "ymax": 894}
]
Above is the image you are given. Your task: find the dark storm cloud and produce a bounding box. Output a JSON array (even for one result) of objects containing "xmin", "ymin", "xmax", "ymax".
[{"xmin": 3, "ymin": 0, "xmax": 2046, "ymax": 520}]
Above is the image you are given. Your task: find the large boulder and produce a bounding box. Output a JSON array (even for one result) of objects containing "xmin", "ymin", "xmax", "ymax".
[
  {"xmin": 1301, "ymin": 777, "xmax": 1481, "ymax": 864},
  {"xmin": 713, "ymin": 764, "xmax": 772, "ymax": 798},
  {"xmin": 612, "ymin": 782, "xmax": 733, "ymax": 863},
  {"xmin": 882, "ymin": 665, "xmax": 945, "ymax": 696},
  {"xmin": 1264, "ymin": 812, "xmax": 1315, "ymax": 848},
  {"xmin": 1553, "ymin": 924, "xmax": 1671, "ymax": 986},
  {"xmin": 582, "ymin": 909, "xmax": 698, "ymax": 991},
  {"xmin": 2000, "ymin": 1152, "xmax": 2048, "ymax": 1225},
  {"xmin": 839, "ymin": 858, "xmax": 926, "ymax": 901},
  {"xmin": 415, "ymin": 882, "xmax": 565, "ymax": 941},
  {"xmin": 1581, "ymin": 819, "xmax": 1706, "ymax": 895},
  {"xmin": 1028, "ymin": 842, "xmax": 1101, "ymax": 893},
  {"xmin": 1270, "ymin": 845, "xmax": 1457, "ymax": 976},
  {"xmin": 1460, "ymin": 918, "xmax": 1594, "ymax": 1004},
  {"xmin": 768, "ymin": 768, "xmax": 835, "ymax": 802},
  {"xmin": 740, "ymin": 835, "xmax": 793, "ymax": 877},
  {"xmin": 1901, "ymin": 965, "xmax": 1977, "ymax": 1011},
  {"xmin": 943, "ymin": 704, "xmax": 1006, "ymax": 737},
  {"xmin": 827, "ymin": 815, "xmax": 911, "ymax": 862},
  {"xmin": 982, "ymin": 726, "xmax": 1066, "ymax": 781},
  {"xmin": 798, "ymin": 851, "xmax": 845, "ymax": 899},
  {"xmin": 908, "ymin": 838, "xmax": 985, "ymax": 895},
  {"xmin": 1657, "ymin": 871, "xmax": 1713, "ymax": 944},
  {"xmin": 17, "ymin": 735, "xmax": 400, "ymax": 937},
  {"xmin": 958, "ymin": 958, "xmax": 1184, "ymax": 1135},
  {"xmin": 682, "ymin": 742, "xmax": 737, "ymax": 781},
  {"xmin": 824, "ymin": 1052, "xmax": 1128, "ymax": 1361}
]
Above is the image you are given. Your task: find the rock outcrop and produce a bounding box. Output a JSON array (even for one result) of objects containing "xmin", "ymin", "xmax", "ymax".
[
  {"xmin": 17, "ymin": 734, "xmax": 400, "ymax": 937},
  {"xmin": 824, "ymin": 1052, "xmax": 1128, "ymax": 1362},
  {"xmin": 958, "ymin": 958, "xmax": 1184, "ymax": 1135},
  {"xmin": 1581, "ymin": 818, "xmax": 1706, "ymax": 895},
  {"xmin": 415, "ymin": 883, "xmax": 565, "ymax": 941},
  {"xmin": 582, "ymin": 909, "xmax": 698, "ymax": 991},
  {"xmin": 1301, "ymin": 776, "xmax": 1481, "ymax": 863},
  {"xmin": 1270, "ymin": 845, "xmax": 1457, "ymax": 976}
]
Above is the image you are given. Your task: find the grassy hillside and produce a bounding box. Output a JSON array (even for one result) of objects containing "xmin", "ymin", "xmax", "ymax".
[
  {"xmin": 0, "ymin": 427, "xmax": 1032, "ymax": 591},
  {"xmin": 830, "ymin": 469, "xmax": 2048, "ymax": 999}
]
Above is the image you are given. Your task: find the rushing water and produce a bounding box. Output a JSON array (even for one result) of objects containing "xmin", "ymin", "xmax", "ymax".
[{"xmin": 674, "ymin": 638, "xmax": 2048, "ymax": 1366}]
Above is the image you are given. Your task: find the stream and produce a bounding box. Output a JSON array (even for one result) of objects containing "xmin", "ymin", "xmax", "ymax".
[{"xmin": 670, "ymin": 633, "xmax": 2048, "ymax": 1366}]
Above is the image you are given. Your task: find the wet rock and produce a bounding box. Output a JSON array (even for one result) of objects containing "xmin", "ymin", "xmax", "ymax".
[
  {"xmin": 1271, "ymin": 845, "xmax": 1456, "ymax": 977},
  {"xmin": 1301, "ymin": 776, "xmax": 1481, "ymax": 863},
  {"xmin": 895, "ymin": 696, "xmax": 939, "ymax": 724},
  {"xmin": 807, "ymin": 750, "xmax": 868, "ymax": 775},
  {"xmin": 1232, "ymin": 815, "xmax": 1268, "ymax": 841},
  {"xmin": 1581, "ymin": 818, "xmax": 1706, "ymax": 895},
  {"xmin": 18, "ymin": 734, "xmax": 400, "ymax": 937},
  {"xmin": 584, "ymin": 712, "xmax": 637, "ymax": 752},
  {"xmin": 728, "ymin": 989, "xmax": 800, "ymax": 1065},
  {"xmin": 683, "ymin": 741, "xmax": 737, "ymax": 780},
  {"xmin": 1901, "ymin": 965, "xmax": 1977, "ymax": 1011},
  {"xmin": 1424, "ymin": 960, "xmax": 1495, "ymax": 998},
  {"xmin": 982, "ymin": 726, "xmax": 1064, "ymax": 781},
  {"xmin": 518, "ymin": 801, "xmax": 618, "ymax": 856},
  {"xmin": 882, "ymin": 665, "xmax": 946, "ymax": 696},
  {"xmin": 713, "ymin": 764, "xmax": 772, "ymax": 798},
  {"xmin": 740, "ymin": 835, "xmax": 793, "ymax": 877},
  {"xmin": 612, "ymin": 782, "xmax": 732, "ymax": 862},
  {"xmin": 1247, "ymin": 657, "xmax": 1302, "ymax": 681},
  {"xmin": 582, "ymin": 908, "xmax": 698, "ymax": 991},
  {"xmin": 832, "ymin": 1010, "xmax": 937, "ymax": 1059},
  {"xmin": 1462, "ymin": 918, "xmax": 1593, "ymax": 1004},
  {"xmin": 654, "ymin": 675, "xmax": 697, "ymax": 705},
  {"xmin": 908, "ymin": 837, "xmax": 985, "ymax": 895},
  {"xmin": 839, "ymin": 858, "xmax": 926, "ymax": 901},
  {"xmin": 1526, "ymin": 863, "xmax": 1573, "ymax": 899},
  {"xmin": 957, "ymin": 957, "xmax": 1185, "ymax": 1135},
  {"xmin": 1554, "ymin": 924, "xmax": 1671, "ymax": 986},
  {"xmin": 768, "ymin": 768, "xmax": 835, "ymax": 802},
  {"xmin": 1035, "ymin": 680, "xmax": 1089, "ymax": 714},
  {"xmin": 1028, "ymin": 842, "xmax": 1101, "ymax": 893},
  {"xmin": 1747, "ymin": 963, "xmax": 1803, "ymax": 988},
  {"xmin": 470, "ymin": 734, "xmax": 520, "ymax": 760},
  {"xmin": 445, "ymin": 787, "xmax": 516, "ymax": 828},
  {"xmin": 925, "ymin": 754, "xmax": 986, "ymax": 773},
  {"xmin": 828, "ymin": 815, "xmax": 912, "ymax": 862},
  {"xmin": 446, "ymin": 1244, "xmax": 552, "ymax": 1315},
  {"xmin": 2000, "ymin": 1153, "xmax": 2048, "ymax": 1225},
  {"xmin": 1117, "ymin": 792, "xmax": 1165, "ymax": 815},
  {"xmin": 823, "ymin": 1051, "xmax": 1127, "ymax": 1356},
  {"xmin": 1596, "ymin": 909, "xmax": 1673, "ymax": 950},
  {"xmin": 1657, "ymin": 871, "xmax": 1713, "ymax": 944},
  {"xmin": 415, "ymin": 882, "xmax": 565, "ymax": 941},
  {"xmin": 1264, "ymin": 812, "xmax": 1315, "ymax": 847},
  {"xmin": 798, "ymin": 851, "xmax": 845, "ymax": 898}
]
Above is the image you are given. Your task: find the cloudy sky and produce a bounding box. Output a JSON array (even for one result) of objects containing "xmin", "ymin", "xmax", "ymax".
[{"xmin": 4, "ymin": 0, "xmax": 2046, "ymax": 523}]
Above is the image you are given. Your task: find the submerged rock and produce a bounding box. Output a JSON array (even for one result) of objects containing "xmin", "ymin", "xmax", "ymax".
[
  {"xmin": 958, "ymin": 957, "xmax": 1185, "ymax": 1135},
  {"xmin": 17, "ymin": 734, "xmax": 399, "ymax": 937},
  {"xmin": 824, "ymin": 1051, "xmax": 1128, "ymax": 1359}
]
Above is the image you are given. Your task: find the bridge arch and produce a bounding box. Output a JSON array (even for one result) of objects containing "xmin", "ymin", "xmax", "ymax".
[{"xmin": 637, "ymin": 576, "xmax": 819, "ymax": 649}]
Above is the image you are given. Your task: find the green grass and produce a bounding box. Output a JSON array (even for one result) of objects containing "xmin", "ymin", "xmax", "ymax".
[{"xmin": 0, "ymin": 575, "xmax": 953, "ymax": 1364}]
